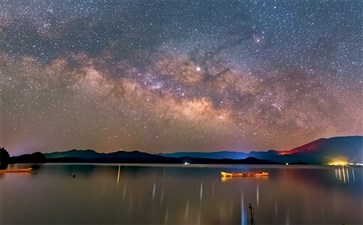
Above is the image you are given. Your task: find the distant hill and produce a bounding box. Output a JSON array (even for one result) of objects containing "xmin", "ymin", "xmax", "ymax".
[
  {"xmin": 44, "ymin": 150, "xmax": 276, "ymax": 164},
  {"xmin": 17, "ymin": 136, "xmax": 363, "ymax": 165},
  {"xmin": 159, "ymin": 151, "xmax": 248, "ymax": 160},
  {"xmin": 160, "ymin": 136, "xmax": 363, "ymax": 164},
  {"xmin": 45, "ymin": 149, "xmax": 101, "ymax": 160},
  {"xmin": 45, "ymin": 150, "xmax": 173, "ymax": 163},
  {"xmin": 277, "ymin": 136, "xmax": 363, "ymax": 164},
  {"xmin": 10, "ymin": 152, "xmax": 46, "ymax": 164}
]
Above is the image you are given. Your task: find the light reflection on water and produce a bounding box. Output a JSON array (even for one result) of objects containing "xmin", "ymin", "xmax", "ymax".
[
  {"xmin": 0, "ymin": 164, "xmax": 362, "ymax": 224},
  {"xmin": 335, "ymin": 166, "xmax": 356, "ymax": 184}
]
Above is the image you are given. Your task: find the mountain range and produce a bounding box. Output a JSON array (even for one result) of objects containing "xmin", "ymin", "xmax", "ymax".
[
  {"xmin": 42, "ymin": 136, "xmax": 362, "ymax": 165},
  {"xmin": 161, "ymin": 136, "xmax": 363, "ymax": 164},
  {"xmin": 44, "ymin": 149, "xmax": 277, "ymax": 164}
]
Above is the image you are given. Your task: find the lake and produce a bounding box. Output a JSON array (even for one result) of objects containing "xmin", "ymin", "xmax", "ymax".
[{"xmin": 1, "ymin": 164, "xmax": 362, "ymax": 224}]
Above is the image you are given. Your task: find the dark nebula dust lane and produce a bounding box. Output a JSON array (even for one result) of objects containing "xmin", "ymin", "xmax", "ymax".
[{"xmin": 0, "ymin": 0, "xmax": 362, "ymax": 154}]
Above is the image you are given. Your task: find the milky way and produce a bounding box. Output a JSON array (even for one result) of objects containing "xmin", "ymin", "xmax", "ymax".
[{"xmin": 0, "ymin": 0, "xmax": 362, "ymax": 154}]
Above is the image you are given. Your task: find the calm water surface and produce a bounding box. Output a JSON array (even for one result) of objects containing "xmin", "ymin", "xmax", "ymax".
[{"xmin": 1, "ymin": 164, "xmax": 362, "ymax": 224}]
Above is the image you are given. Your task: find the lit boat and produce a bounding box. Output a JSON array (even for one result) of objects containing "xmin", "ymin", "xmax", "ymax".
[
  {"xmin": 220, "ymin": 171, "xmax": 269, "ymax": 178},
  {"xmin": 0, "ymin": 168, "xmax": 33, "ymax": 173}
]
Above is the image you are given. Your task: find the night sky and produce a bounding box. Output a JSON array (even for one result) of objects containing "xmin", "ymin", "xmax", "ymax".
[{"xmin": 1, "ymin": 0, "xmax": 362, "ymax": 155}]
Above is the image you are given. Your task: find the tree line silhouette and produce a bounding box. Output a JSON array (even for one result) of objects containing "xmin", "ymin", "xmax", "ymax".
[{"xmin": 0, "ymin": 147, "xmax": 46, "ymax": 169}]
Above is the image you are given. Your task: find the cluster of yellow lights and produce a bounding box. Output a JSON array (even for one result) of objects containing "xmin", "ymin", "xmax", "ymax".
[{"xmin": 328, "ymin": 160, "xmax": 348, "ymax": 166}]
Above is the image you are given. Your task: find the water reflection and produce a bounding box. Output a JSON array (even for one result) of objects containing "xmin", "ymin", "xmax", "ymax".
[
  {"xmin": 163, "ymin": 207, "xmax": 169, "ymax": 224},
  {"xmin": 122, "ymin": 183, "xmax": 127, "ymax": 199},
  {"xmin": 116, "ymin": 164, "xmax": 121, "ymax": 184},
  {"xmin": 184, "ymin": 199, "xmax": 189, "ymax": 218},
  {"xmin": 0, "ymin": 164, "xmax": 362, "ymax": 225},
  {"xmin": 256, "ymin": 184, "xmax": 259, "ymax": 207},
  {"xmin": 241, "ymin": 192, "xmax": 246, "ymax": 225},
  {"xmin": 334, "ymin": 166, "xmax": 356, "ymax": 183},
  {"xmin": 152, "ymin": 182, "xmax": 156, "ymax": 200},
  {"xmin": 199, "ymin": 181, "xmax": 203, "ymax": 201}
]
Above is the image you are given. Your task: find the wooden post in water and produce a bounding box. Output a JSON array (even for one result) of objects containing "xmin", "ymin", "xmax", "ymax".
[{"xmin": 248, "ymin": 203, "xmax": 255, "ymax": 225}]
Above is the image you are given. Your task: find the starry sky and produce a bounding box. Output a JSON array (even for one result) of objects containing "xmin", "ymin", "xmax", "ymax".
[{"xmin": 1, "ymin": 0, "xmax": 362, "ymax": 155}]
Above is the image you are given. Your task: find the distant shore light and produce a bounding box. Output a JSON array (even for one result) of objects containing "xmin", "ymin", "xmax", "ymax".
[{"xmin": 328, "ymin": 160, "xmax": 348, "ymax": 166}]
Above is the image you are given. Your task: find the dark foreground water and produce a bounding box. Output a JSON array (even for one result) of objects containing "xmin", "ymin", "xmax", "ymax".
[{"xmin": 1, "ymin": 164, "xmax": 362, "ymax": 225}]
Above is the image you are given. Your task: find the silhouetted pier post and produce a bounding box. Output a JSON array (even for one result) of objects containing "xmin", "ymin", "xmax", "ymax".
[{"xmin": 248, "ymin": 203, "xmax": 255, "ymax": 225}]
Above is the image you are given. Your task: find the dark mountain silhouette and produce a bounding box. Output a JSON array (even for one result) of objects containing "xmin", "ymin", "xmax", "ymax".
[
  {"xmin": 159, "ymin": 151, "xmax": 249, "ymax": 160},
  {"xmin": 178, "ymin": 156, "xmax": 278, "ymax": 165},
  {"xmin": 277, "ymin": 136, "xmax": 363, "ymax": 164},
  {"xmin": 7, "ymin": 136, "xmax": 362, "ymax": 165},
  {"xmin": 11, "ymin": 152, "xmax": 46, "ymax": 163},
  {"xmin": 45, "ymin": 149, "xmax": 100, "ymax": 160},
  {"xmin": 46, "ymin": 150, "xmax": 173, "ymax": 163},
  {"xmin": 161, "ymin": 136, "xmax": 363, "ymax": 164},
  {"xmin": 45, "ymin": 150, "xmax": 277, "ymax": 164}
]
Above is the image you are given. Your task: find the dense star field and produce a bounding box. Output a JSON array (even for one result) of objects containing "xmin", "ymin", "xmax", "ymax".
[{"xmin": 0, "ymin": 0, "xmax": 362, "ymax": 154}]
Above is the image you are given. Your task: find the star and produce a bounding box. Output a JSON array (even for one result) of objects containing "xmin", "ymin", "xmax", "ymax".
[{"xmin": 0, "ymin": 0, "xmax": 361, "ymax": 154}]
